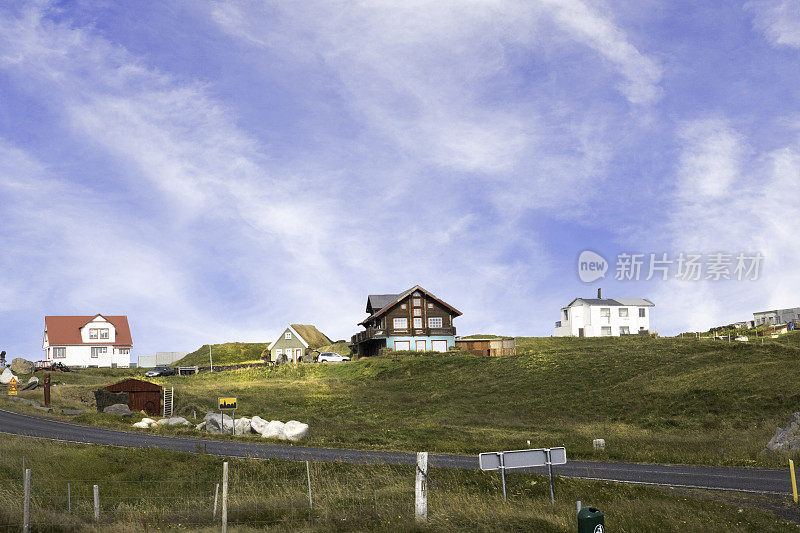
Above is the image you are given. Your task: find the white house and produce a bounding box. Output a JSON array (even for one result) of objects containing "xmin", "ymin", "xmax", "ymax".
[
  {"xmin": 554, "ymin": 292, "xmax": 654, "ymax": 337},
  {"xmin": 43, "ymin": 315, "xmax": 133, "ymax": 367}
]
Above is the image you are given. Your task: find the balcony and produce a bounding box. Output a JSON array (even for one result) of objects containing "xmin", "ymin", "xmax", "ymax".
[{"xmin": 352, "ymin": 326, "xmax": 457, "ymax": 344}]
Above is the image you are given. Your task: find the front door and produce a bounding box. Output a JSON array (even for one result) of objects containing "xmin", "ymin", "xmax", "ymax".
[
  {"xmin": 579, "ymin": 328, "xmax": 584, "ymax": 337},
  {"xmin": 415, "ymin": 340, "xmax": 426, "ymax": 351},
  {"xmin": 294, "ymin": 349, "xmax": 302, "ymax": 362}
]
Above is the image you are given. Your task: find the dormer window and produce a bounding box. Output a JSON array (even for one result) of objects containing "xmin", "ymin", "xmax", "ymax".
[
  {"xmin": 89, "ymin": 328, "xmax": 98, "ymax": 339},
  {"xmin": 100, "ymin": 328, "xmax": 109, "ymax": 339}
]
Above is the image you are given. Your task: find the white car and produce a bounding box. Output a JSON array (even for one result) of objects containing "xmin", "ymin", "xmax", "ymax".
[{"xmin": 317, "ymin": 352, "xmax": 350, "ymax": 363}]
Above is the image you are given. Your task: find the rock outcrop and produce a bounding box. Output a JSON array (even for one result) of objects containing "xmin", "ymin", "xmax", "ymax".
[
  {"xmin": 10, "ymin": 358, "xmax": 35, "ymax": 374},
  {"xmin": 767, "ymin": 413, "xmax": 800, "ymax": 452},
  {"xmin": 103, "ymin": 403, "xmax": 133, "ymax": 417}
]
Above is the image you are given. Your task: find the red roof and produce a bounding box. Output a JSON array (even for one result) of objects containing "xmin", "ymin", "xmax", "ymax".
[{"xmin": 45, "ymin": 315, "xmax": 133, "ymax": 346}]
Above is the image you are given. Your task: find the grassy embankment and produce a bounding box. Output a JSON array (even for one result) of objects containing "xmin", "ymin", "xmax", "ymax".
[
  {"xmin": 4, "ymin": 334, "xmax": 800, "ymax": 467},
  {"xmin": 0, "ymin": 433, "xmax": 794, "ymax": 532}
]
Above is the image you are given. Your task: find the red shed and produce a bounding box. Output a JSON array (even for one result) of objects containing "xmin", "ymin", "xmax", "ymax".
[{"xmin": 105, "ymin": 379, "xmax": 162, "ymax": 416}]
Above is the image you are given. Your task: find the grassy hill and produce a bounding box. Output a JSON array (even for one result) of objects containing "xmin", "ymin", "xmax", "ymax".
[
  {"xmin": 8, "ymin": 333, "xmax": 800, "ymax": 467},
  {"xmin": 173, "ymin": 342, "xmax": 268, "ymax": 367}
]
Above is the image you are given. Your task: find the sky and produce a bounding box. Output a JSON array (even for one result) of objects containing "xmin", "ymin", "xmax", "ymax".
[{"xmin": 1, "ymin": 0, "xmax": 799, "ymax": 359}]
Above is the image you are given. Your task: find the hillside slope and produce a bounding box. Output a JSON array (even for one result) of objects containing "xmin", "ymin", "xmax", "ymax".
[
  {"xmin": 157, "ymin": 333, "xmax": 800, "ymax": 466},
  {"xmin": 173, "ymin": 342, "xmax": 267, "ymax": 367}
]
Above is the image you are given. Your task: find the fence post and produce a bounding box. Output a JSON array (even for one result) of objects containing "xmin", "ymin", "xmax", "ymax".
[
  {"xmin": 213, "ymin": 483, "xmax": 220, "ymax": 518},
  {"xmin": 306, "ymin": 461, "xmax": 313, "ymax": 511},
  {"xmin": 415, "ymin": 452, "xmax": 428, "ymax": 522},
  {"xmin": 222, "ymin": 461, "xmax": 228, "ymax": 533},
  {"xmin": 68, "ymin": 483, "xmax": 71, "ymax": 513},
  {"xmin": 23, "ymin": 468, "xmax": 30, "ymax": 533},
  {"xmin": 93, "ymin": 484, "xmax": 99, "ymax": 521}
]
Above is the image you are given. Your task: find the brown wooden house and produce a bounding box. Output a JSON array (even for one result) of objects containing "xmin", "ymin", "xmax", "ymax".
[
  {"xmin": 351, "ymin": 285, "xmax": 461, "ymax": 357},
  {"xmin": 105, "ymin": 379, "xmax": 162, "ymax": 416}
]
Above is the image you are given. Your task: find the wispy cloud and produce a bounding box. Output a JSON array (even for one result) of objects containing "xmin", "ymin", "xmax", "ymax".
[{"xmin": 746, "ymin": 0, "xmax": 800, "ymax": 48}]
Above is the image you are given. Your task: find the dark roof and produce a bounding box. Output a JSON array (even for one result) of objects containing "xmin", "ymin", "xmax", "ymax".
[
  {"xmin": 105, "ymin": 379, "xmax": 162, "ymax": 392},
  {"xmin": 566, "ymin": 298, "xmax": 655, "ymax": 308},
  {"xmin": 359, "ymin": 285, "xmax": 462, "ymax": 325},
  {"xmin": 367, "ymin": 294, "xmax": 399, "ymax": 313},
  {"xmin": 45, "ymin": 315, "xmax": 133, "ymax": 346}
]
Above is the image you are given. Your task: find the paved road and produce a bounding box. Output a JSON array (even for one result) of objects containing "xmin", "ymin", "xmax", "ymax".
[{"xmin": 0, "ymin": 409, "xmax": 790, "ymax": 495}]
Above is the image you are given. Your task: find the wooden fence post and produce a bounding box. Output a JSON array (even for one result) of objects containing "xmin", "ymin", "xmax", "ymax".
[
  {"xmin": 213, "ymin": 483, "xmax": 220, "ymax": 518},
  {"xmin": 222, "ymin": 461, "xmax": 228, "ymax": 533},
  {"xmin": 415, "ymin": 452, "xmax": 428, "ymax": 522},
  {"xmin": 93, "ymin": 485, "xmax": 99, "ymax": 521},
  {"xmin": 23, "ymin": 468, "xmax": 30, "ymax": 533}
]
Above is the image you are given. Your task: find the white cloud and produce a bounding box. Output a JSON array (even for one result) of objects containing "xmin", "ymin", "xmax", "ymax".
[{"xmin": 747, "ymin": 0, "xmax": 800, "ymax": 48}]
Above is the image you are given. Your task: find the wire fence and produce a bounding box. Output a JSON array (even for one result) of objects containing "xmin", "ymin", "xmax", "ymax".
[{"xmin": 0, "ymin": 459, "xmax": 435, "ymax": 531}]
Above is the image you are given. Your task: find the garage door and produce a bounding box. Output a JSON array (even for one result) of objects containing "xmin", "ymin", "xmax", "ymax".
[
  {"xmin": 431, "ymin": 340, "xmax": 448, "ymax": 352},
  {"xmin": 394, "ymin": 340, "xmax": 411, "ymax": 351}
]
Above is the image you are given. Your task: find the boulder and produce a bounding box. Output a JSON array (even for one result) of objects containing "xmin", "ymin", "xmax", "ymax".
[
  {"xmin": 141, "ymin": 418, "xmax": 155, "ymax": 425},
  {"xmin": 593, "ymin": 438, "xmax": 606, "ymax": 451},
  {"xmin": 21, "ymin": 378, "xmax": 39, "ymax": 391},
  {"xmin": 195, "ymin": 421, "xmax": 207, "ymax": 431},
  {"xmin": 767, "ymin": 412, "xmax": 800, "ymax": 452},
  {"xmin": 94, "ymin": 390, "xmax": 130, "ymax": 413},
  {"xmin": 167, "ymin": 417, "xmax": 190, "ymax": 426},
  {"xmin": 61, "ymin": 409, "xmax": 84, "ymax": 415},
  {"xmin": 204, "ymin": 412, "xmax": 234, "ymax": 434},
  {"xmin": 154, "ymin": 418, "xmax": 170, "ymax": 426},
  {"xmin": 250, "ymin": 415, "xmax": 269, "ymax": 435},
  {"xmin": 234, "ymin": 417, "xmax": 251, "ymax": 435},
  {"xmin": 103, "ymin": 403, "xmax": 133, "ymax": 417},
  {"xmin": 0, "ymin": 367, "xmax": 18, "ymax": 385},
  {"xmin": 261, "ymin": 420, "xmax": 286, "ymax": 440},
  {"xmin": 132, "ymin": 421, "xmax": 150, "ymax": 429},
  {"xmin": 10, "ymin": 358, "xmax": 35, "ymax": 374},
  {"xmin": 283, "ymin": 420, "xmax": 309, "ymax": 441}
]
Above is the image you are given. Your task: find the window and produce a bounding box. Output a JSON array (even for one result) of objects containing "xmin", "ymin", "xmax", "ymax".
[
  {"xmin": 413, "ymin": 317, "xmax": 423, "ymax": 328},
  {"xmin": 285, "ymin": 331, "xmax": 292, "ymax": 339},
  {"xmin": 401, "ymin": 303, "xmax": 407, "ymax": 310},
  {"xmin": 89, "ymin": 328, "xmax": 98, "ymax": 339},
  {"xmin": 393, "ymin": 318, "xmax": 408, "ymax": 329},
  {"xmin": 53, "ymin": 347, "xmax": 66, "ymax": 359},
  {"xmin": 100, "ymin": 328, "xmax": 109, "ymax": 339},
  {"xmin": 601, "ymin": 327, "xmax": 612, "ymax": 336},
  {"xmin": 427, "ymin": 303, "xmax": 433, "ymax": 309},
  {"xmin": 413, "ymin": 298, "xmax": 421, "ymax": 307},
  {"xmin": 91, "ymin": 347, "xmax": 107, "ymax": 358},
  {"xmin": 428, "ymin": 317, "xmax": 443, "ymax": 328},
  {"xmin": 276, "ymin": 349, "xmax": 283, "ymax": 355},
  {"xmin": 600, "ymin": 308, "xmax": 610, "ymax": 318},
  {"xmin": 413, "ymin": 308, "xmax": 422, "ymax": 316},
  {"xmin": 563, "ymin": 309, "xmax": 569, "ymax": 321},
  {"xmin": 639, "ymin": 308, "xmax": 646, "ymax": 318},
  {"xmin": 619, "ymin": 308, "xmax": 628, "ymax": 317},
  {"xmin": 118, "ymin": 348, "xmax": 130, "ymax": 355},
  {"xmin": 620, "ymin": 326, "xmax": 630, "ymax": 335}
]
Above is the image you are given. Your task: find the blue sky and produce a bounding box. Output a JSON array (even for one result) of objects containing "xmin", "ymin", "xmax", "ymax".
[{"xmin": 1, "ymin": 0, "xmax": 799, "ymax": 358}]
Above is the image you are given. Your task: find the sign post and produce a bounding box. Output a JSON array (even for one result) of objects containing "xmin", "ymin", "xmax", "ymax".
[
  {"xmin": 218, "ymin": 397, "xmax": 237, "ymax": 435},
  {"xmin": 479, "ymin": 447, "xmax": 567, "ymax": 503},
  {"xmin": 43, "ymin": 373, "xmax": 51, "ymax": 407},
  {"xmin": 791, "ymin": 459, "xmax": 798, "ymax": 504},
  {"xmin": 8, "ymin": 377, "xmax": 18, "ymax": 396}
]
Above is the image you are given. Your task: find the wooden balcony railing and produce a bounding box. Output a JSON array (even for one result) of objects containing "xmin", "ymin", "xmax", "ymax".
[{"xmin": 351, "ymin": 326, "xmax": 457, "ymax": 344}]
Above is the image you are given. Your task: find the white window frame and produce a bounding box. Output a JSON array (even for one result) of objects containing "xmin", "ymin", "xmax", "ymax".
[
  {"xmin": 91, "ymin": 346, "xmax": 107, "ymax": 358},
  {"xmin": 600, "ymin": 308, "xmax": 610, "ymax": 318},
  {"xmin": 619, "ymin": 308, "xmax": 628, "ymax": 317},
  {"xmin": 413, "ymin": 308, "xmax": 422, "ymax": 316},
  {"xmin": 285, "ymin": 331, "xmax": 292, "ymax": 339},
  {"xmin": 413, "ymin": 317, "xmax": 423, "ymax": 328},
  {"xmin": 620, "ymin": 326, "xmax": 630, "ymax": 335},
  {"xmin": 89, "ymin": 328, "xmax": 98, "ymax": 339},
  {"xmin": 428, "ymin": 317, "xmax": 443, "ymax": 328},
  {"xmin": 118, "ymin": 348, "xmax": 130, "ymax": 355},
  {"xmin": 413, "ymin": 298, "xmax": 421, "ymax": 307},
  {"xmin": 639, "ymin": 308, "xmax": 646, "ymax": 318},
  {"xmin": 53, "ymin": 347, "xmax": 66, "ymax": 359},
  {"xmin": 393, "ymin": 318, "xmax": 408, "ymax": 329},
  {"xmin": 100, "ymin": 328, "xmax": 109, "ymax": 339},
  {"xmin": 601, "ymin": 327, "xmax": 612, "ymax": 337}
]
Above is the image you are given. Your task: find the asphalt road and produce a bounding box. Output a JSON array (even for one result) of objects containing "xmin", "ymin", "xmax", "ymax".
[{"xmin": 0, "ymin": 409, "xmax": 790, "ymax": 495}]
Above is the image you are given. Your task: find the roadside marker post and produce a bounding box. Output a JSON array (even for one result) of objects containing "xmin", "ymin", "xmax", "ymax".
[
  {"xmin": 791, "ymin": 460, "xmax": 798, "ymax": 504},
  {"xmin": 479, "ymin": 447, "xmax": 567, "ymax": 503}
]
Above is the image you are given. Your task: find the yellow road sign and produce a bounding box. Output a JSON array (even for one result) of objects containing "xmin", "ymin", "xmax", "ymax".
[
  {"xmin": 218, "ymin": 397, "xmax": 237, "ymax": 410},
  {"xmin": 8, "ymin": 385, "xmax": 17, "ymax": 396},
  {"xmin": 791, "ymin": 459, "xmax": 798, "ymax": 504},
  {"xmin": 9, "ymin": 377, "xmax": 18, "ymax": 386}
]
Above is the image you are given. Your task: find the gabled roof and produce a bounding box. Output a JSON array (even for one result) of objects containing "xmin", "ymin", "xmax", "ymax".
[
  {"xmin": 359, "ymin": 285, "xmax": 462, "ymax": 325},
  {"xmin": 367, "ymin": 294, "xmax": 398, "ymax": 314},
  {"xmin": 105, "ymin": 379, "xmax": 162, "ymax": 392},
  {"xmin": 566, "ymin": 298, "xmax": 654, "ymax": 308},
  {"xmin": 268, "ymin": 324, "xmax": 331, "ymax": 350},
  {"xmin": 44, "ymin": 315, "xmax": 133, "ymax": 346}
]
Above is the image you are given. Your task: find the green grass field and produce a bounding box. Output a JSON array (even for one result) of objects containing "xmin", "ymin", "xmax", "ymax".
[
  {"xmin": 5, "ymin": 333, "xmax": 800, "ymax": 467},
  {"xmin": 0, "ymin": 434, "xmax": 794, "ymax": 532}
]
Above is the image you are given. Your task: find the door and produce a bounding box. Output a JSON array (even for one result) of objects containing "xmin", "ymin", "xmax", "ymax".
[
  {"xmin": 578, "ymin": 328, "xmax": 584, "ymax": 337},
  {"xmin": 431, "ymin": 340, "xmax": 447, "ymax": 352},
  {"xmin": 415, "ymin": 340, "xmax": 426, "ymax": 351},
  {"xmin": 294, "ymin": 349, "xmax": 302, "ymax": 362},
  {"xmin": 394, "ymin": 340, "xmax": 411, "ymax": 351}
]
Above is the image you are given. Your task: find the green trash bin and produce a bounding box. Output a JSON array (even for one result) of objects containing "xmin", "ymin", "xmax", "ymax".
[{"xmin": 577, "ymin": 506, "xmax": 605, "ymax": 533}]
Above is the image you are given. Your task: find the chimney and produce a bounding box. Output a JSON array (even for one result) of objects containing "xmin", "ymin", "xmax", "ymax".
[{"xmin": 597, "ymin": 288, "xmax": 602, "ymax": 299}]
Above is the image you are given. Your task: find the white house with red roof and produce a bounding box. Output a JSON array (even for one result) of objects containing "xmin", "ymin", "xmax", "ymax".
[{"xmin": 43, "ymin": 315, "xmax": 133, "ymax": 367}]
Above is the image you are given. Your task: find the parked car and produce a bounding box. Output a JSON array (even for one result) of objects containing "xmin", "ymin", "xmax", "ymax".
[
  {"xmin": 317, "ymin": 352, "xmax": 350, "ymax": 363},
  {"xmin": 145, "ymin": 365, "xmax": 175, "ymax": 377}
]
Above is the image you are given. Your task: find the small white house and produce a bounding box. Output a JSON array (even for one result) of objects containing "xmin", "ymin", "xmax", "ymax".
[
  {"xmin": 554, "ymin": 294, "xmax": 654, "ymax": 337},
  {"xmin": 43, "ymin": 315, "xmax": 133, "ymax": 367}
]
